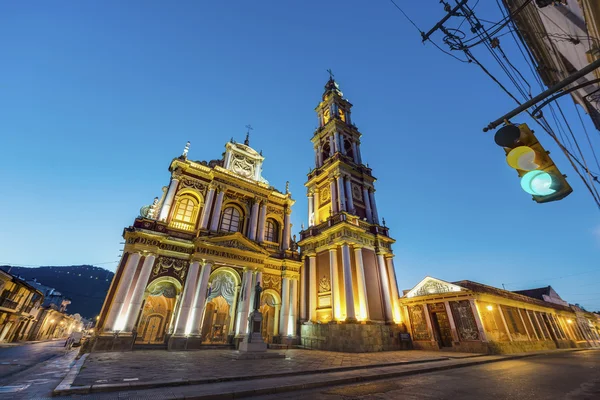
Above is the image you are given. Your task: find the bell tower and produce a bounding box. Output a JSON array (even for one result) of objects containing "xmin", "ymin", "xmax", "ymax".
[{"xmin": 298, "ymin": 75, "xmax": 404, "ymax": 352}]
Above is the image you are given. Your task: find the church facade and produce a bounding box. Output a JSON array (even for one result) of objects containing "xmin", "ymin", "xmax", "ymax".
[{"xmin": 95, "ymin": 77, "xmax": 405, "ymax": 352}]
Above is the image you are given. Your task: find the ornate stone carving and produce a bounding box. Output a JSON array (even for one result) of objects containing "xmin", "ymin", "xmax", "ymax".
[
  {"xmin": 321, "ymin": 187, "xmax": 331, "ymax": 203},
  {"xmin": 318, "ymin": 275, "xmax": 331, "ymax": 293},
  {"xmin": 152, "ymin": 256, "xmax": 188, "ymax": 282},
  {"xmin": 231, "ymin": 153, "xmax": 256, "ymax": 178},
  {"xmin": 262, "ymin": 273, "xmax": 281, "ymax": 291},
  {"xmin": 195, "ymin": 246, "xmax": 264, "ymax": 264},
  {"xmin": 212, "ymin": 240, "xmax": 257, "ymax": 252},
  {"xmin": 179, "ymin": 177, "xmax": 208, "ymax": 193},
  {"xmin": 414, "ymin": 281, "xmax": 454, "ymax": 297},
  {"xmin": 352, "ymin": 183, "xmax": 362, "ymax": 201},
  {"xmin": 267, "ymin": 206, "xmax": 284, "ymax": 216}
]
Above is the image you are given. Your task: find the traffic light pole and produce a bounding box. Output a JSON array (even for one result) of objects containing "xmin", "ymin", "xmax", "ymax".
[{"xmin": 483, "ymin": 56, "xmax": 600, "ymax": 132}]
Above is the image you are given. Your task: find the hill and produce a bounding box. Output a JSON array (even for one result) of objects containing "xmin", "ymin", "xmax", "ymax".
[{"xmin": 1, "ymin": 265, "xmax": 114, "ymax": 319}]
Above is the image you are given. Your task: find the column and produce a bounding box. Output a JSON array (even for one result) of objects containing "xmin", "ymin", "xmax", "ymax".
[
  {"xmin": 353, "ymin": 248, "xmax": 369, "ymax": 321},
  {"xmin": 423, "ymin": 305, "xmax": 437, "ymax": 345},
  {"xmin": 533, "ymin": 312, "xmax": 547, "ymax": 340},
  {"xmin": 369, "ymin": 189, "xmax": 379, "ymax": 224},
  {"xmin": 317, "ymin": 144, "xmax": 323, "ymax": 167},
  {"xmin": 282, "ymin": 208, "xmax": 291, "ymax": 250},
  {"xmin": 444, "ymin": 301, "xmax": 460, "ymax": 343},
  {"xmin": 308, "ymin": 256, "xmax": 317, "ymax": 322},
  {"xmin": 330, "ymin": 179, "xmax": 338, "ymax": 213},
  {"xmin": 123, "ymin": 254, "xmax": 156, "ymax": 332},
  {"xmin": 329, "ymin": 135, "xmax": 335, "ymax": 156},
  {"xmin": 103, "ymin": 252, "xmax": 141, "ymax": 332},
  {"xmin": 339, "ymin": 133, "xmax": 346, "ymax": 155},
  {"xmin": 329, "ymin": 248, "xmax": 341, "ymax": 320},
  {"xmin": 209, "ymin": 188, "xmax": 225, "ymax": 231},
  {"xmin": 189, "ymin": 262, "xmax": 212, "ymax": 336},
  {"xmin": 336, "ymin": 175, "xmax": 346, "ymax": 211},
  {"xmin": 257, "ymin": 202, "xmax": 267, "ymax": 242},
  {"xmin": 356, "ymin": 142, "xmax": 362, "ymax": 164},
  {"xmin": 199, "ymin": 185, "xmax": 215, "ymax": 229},
  {"xmin": 517, "ymin": 309, "xmax": 532, "ymax": 340},
  {"xmin": 248, "ymin": 198, "xmax": 260, "ymax": 240},
  {"xmin": 467, "ymin": 299, "xmax": 488, "ymax": 342},
  {"xmin": 314, "ymin": 145, "xmax": 319, "ymax": 167},
  {"xmin": 341, "ymin": 244, "xmax": 356, "ymax": 322},
  {"xmin": 344, "ymin": 176, "xmax": 354, "ymax": 213},
  {"xmin": 300, "ymin": 264, "xmax": 307, "ymax": 321},
  {"xmin": 497, "ymin": 306, "xmax": 513, "ymax": 341},
  {"xmin": 288, "ymin": 279, "xmax": 298, "ymax": 336},
  {"xmin": 363, "ymin": 186, "xmax": 372, "ymax": 223},
  {"xmin": 158, "ymin": 177, "xmax": 180, "ymax": 221},
  {"xmin": 376, "ymin": 253, "xmax": 393, "ymax": 323},
  {"xmin": 307, "ymin": 190, "xmax": 314, "ymax": 227},
  {"xmin": 279, "ymin": 277, "xmax": 290, "ymax": 336},
  {"xmin": 351, "ymin": 142, "xmax": 359, "ymax": 163},
  {"xmin": 174, "ymin": 261, "xmax": 200, "ymax": 335},
  {"xmin": 333, "ymin": 131, "xmax": 340, "ymax": 153},
  {"xmin": 385, "ymin": 257, "xmax": 401, "ymax": 322},
  {"xmin": 525, "ymin": 310, "xmax": 540, "ymax": 340},
  {"xmin": 236, "ymin": 270, "xmax": 253, "ymax": 335},
  {"xmin": 313, "ymin": 190, "xmax": 320, "ymax": 224}
]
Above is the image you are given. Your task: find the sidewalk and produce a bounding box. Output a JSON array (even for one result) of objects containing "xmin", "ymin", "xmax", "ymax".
[
  {"xmin": 0, "ymin": 338, "xmax": 63, "ymax": 348},
  {"xmin": 52, "ymin": 348, "xmax": 596, "ymax": 399}
]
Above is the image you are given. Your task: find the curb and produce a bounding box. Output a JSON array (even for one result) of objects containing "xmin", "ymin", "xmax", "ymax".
[{"xmin": 53, "ymin": 353, "xmax": 88, "ymax": 396}]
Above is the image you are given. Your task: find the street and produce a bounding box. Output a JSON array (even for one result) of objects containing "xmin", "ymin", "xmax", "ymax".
[
  {"xmin": 264, "ymin": 350, "xmax": 600, "ymax": 400},
  {"xmin": 0, "ymin": 340, "xmax": 77, "ymax": 399}
]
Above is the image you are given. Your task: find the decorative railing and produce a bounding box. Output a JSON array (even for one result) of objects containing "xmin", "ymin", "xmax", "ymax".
[
  {"xmin": 0, "ymin": 296, "xmax": 19, "ymax": 310},
  {"xmin": 168, "ymin": 221, "xmax": 195, "ymax": 232},
  {"xmin": 21, "ymin": 303, "xmax": 34, "ymax": 314},
  {"xmin": 299, "ymin": 212, "xmax": 389, "ymax": 241}
]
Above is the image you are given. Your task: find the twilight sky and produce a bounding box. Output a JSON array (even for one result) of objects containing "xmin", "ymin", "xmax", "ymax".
[{"xmin": 1, "ymin": 1, "xmax": 599, "ymax": 310}]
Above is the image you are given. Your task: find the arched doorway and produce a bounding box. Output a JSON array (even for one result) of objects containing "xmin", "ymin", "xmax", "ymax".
[
  {"xmin": 136, "ymin": 279, "xmax": 180, "ymax": 344},
  {"xmin": 201, "ymin": 268, "xmax": 239, "ymax": 344},
  {"xmin": 259, "ymin": 290, "xmax": 280, "ymax": 343}
]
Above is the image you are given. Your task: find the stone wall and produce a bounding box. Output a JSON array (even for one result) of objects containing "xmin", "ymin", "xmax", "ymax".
[
  {"xmin": 300, "ymin": 323, "xmax": 410, "ymax": 352},
  {"xmin": 486, "ymin": 339, "xmax": 562, "ymax": 354},
  {"xmin": 92, "ymin": 335, "xmax": 135, "ymax": 352}
]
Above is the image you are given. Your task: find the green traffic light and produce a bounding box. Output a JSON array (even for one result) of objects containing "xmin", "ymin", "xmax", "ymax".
[{"xmin": 520, "ymin": 170, "xmax": 556, "ymax": 196}]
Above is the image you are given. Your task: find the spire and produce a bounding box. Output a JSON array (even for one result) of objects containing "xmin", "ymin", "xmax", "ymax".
[{"xmin": 244, "ymin": 124, "xmax": 253, "ymax": 146}]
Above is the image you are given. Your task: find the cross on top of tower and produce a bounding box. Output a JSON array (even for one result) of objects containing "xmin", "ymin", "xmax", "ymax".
[
  {"xmin": 327, "ymin": 68, "xmax": 334, "ymax": 80},
  {"xmin": 244, "ymin": 124, "xmax": 253, "ymax": 146}
]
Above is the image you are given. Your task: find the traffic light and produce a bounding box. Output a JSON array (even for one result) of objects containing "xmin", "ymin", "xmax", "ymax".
[{"xmin": 494, "ymin": 123, "xmax": 572, "ymax": 203}]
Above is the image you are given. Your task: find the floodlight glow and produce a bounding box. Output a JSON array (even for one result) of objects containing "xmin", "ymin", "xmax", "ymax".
[
  {"xmin": 507, "ymin": 146, "xmax": 538, "ymax": 171},
  {"xmin": 521, "ymin": 171, "xmax": 556, "ymax": 196}
]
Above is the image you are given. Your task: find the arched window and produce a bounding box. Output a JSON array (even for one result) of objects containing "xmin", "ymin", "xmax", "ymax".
[
  {"xmin": 170, "ymin": 196, "xmax": 199, "ymax": 231},
  {"xmin": 265, "ymin": 219, "xmax": 278, "ymax": 243},
  {"xmin": 220, "ymin": 207, "xmax": 241, "ymax": 233}
]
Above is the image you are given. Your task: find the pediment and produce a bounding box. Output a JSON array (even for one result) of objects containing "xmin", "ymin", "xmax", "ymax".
[
  {"xmin": 200, "ymin": 232, "xmax": 270, "ymax": 256},
  {"xmin": 405, "ymin": 276, "xmax": 466, "ymax": 298}
]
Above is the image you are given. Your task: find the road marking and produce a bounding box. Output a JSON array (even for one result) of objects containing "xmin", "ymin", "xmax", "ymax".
[
  {"xmin": 0, "ymin": 384, "xmax": 31, "ymax": 393},
  {"xmin": 123, "ymin": 378, "xmax": 139, "ymax": 381}
]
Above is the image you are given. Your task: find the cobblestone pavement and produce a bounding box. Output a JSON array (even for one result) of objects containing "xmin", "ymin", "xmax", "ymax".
[{"xmin": 73, "ymin": 349, "xmax": 478, "ymax": 387}]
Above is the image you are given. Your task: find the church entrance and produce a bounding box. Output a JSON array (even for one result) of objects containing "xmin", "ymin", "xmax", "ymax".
[
  {"xmin": 259, "ymin": 292, "xmax": 277, "ymax": 342},
  {"xmin": 136, "ymin": 280, "xmax": 179, "ymax": 345},
  {"xmin": 429, "ymin": 303, "xmax": 453, "ymax": 348},
  {"xmin": 201, "ymin": 269, "xmax": 238, "ymax": 344}
]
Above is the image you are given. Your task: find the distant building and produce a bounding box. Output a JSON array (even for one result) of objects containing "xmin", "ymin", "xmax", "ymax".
[
  {"xmin": 400, "ymin": 277, "xmax": 600, "ymax": 354},
  {"xmin": 0, "ymin": 269, "xmax": 44, "ymax": 343},
  {"xmin": 27, "ymin": 278, "xmax": 72, "ymax": 312}
]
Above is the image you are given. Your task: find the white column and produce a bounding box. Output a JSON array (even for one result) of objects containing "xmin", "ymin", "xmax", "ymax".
[
  {"xmin": 248, "ymin": 199, "xmax": 260, "ymax": 240},
  {"xmin": 104, "ymin": 252, "xmax": 141, "ymax": 332},
  {"xmin": 174, "ymin": 261, "xmax": 200, "ymax": 335},
  {"xmin": 339, "ymin": 133, "xmax": 346, "ymax": 155},
  {"xmin": 336, "ymin": 175, "xmax": 346, "ymax": 211},
  {"xmin": 308, "ymin": 256, "xmax": 317, "ymax": 322},
  {"xmin": 497, "ymin": 306, "xmax": 513, "ymax": 341},
  {"xmin": 330, "ymin": 180, "xmax": 338, "ymax": 213},
  {"xmin": 469, "ymin": 299, "xmax": 488, "ymax": 342},
  {"xmin": 525, "ymin": 310, "xmax": 540, "ymax": 341},
  {"xmin": 189, "ymin": 262, "xmax": 212, "ymax": 336},
  {"xmin": 158, "ymin": 178, "xmax": 180, "ymax": 221},
  {"xmin": 123, "ymin": 254, "xmax": 156, "ymax": 332},
  {"xmin": 369, "ymin": 189, "xmax": 379, "ymax": 224},
  {"xmin": 257, "ymin": 202, "xmax": 267, "ymax": 242},
  {"xmin": 444, "ymin": 301, "xmax": 460, "ymax": 343},
  {"xmin": 329, "ymin": 135, "xmax": 335, "ymax": 156},
  {"xmin": 317, "ymin": 145, "xmax": 323, "ymax": 167},
  {"xmin": 341, "ymin": 244, "xmax": 356, "ymax": 322},
  {"xmin": 376, "ymin": 253, "xmax": 393, "ymax": 323},
  {"xmin": 300, "ymin": 264, "xmax": 307, "ymax": 320},
  {"xmin": 199, "ymin": 186, "xmax": 215, "ymax": 229},
  {"xmin": 209, "ymin": 188, "xmax": 225, "ymax": 231},
  {"xmin": 236, "ymin": 270, "xmax": 253, "ymax": 335},
  {"xmin": 329, "ymin": 248, "xmax": 341, "ymax": 321},
  {"xmin": 385, "ymin": 257, "xmax": 401, "ymax": 322},
  {"xmin": 333, "ymin": 131, "xmax": 340, "ymax": 153},
  {"xmin": 279, "ymin": 277, "xmax": 290, "ymax": 336},
  {"xmin": 351, "ymin": 142, "xmax": 359, "ymax": 163},
  {"xmin": 313, "ymin": 190, "xmax": 320, "ymax": 224},
  {"xmin": 288, "ymin": 279, "xmax": 298, "ymax": 336},
  {"xmin": 344, "ymin": 176, "xmax": 354, "ymax": 213},
  {"xmin": 353, "ymin": 248, "xmax": 369, "ymax": 321},
  {"xmin": 363, "ymin": 186, "xmax": 372, "ymax": 223},
  {"xmin": 517, "ymin": 309, "xmax": 532, "ymax": 340},
  {"xmin": 307, "ymin": 191, "xmax": 314, "ymax": 227},
  {"xmin": 282, "ymin": 209, "xmax": 291, "ymax": 250}
]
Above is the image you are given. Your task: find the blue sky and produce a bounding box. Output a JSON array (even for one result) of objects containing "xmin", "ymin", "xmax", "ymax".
[{"xmin": 1, "ymin": 1, "xmax": 598, "ymax": 310}]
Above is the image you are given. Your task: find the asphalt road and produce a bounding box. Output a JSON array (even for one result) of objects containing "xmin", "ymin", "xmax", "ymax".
[
  {"xmin": 265, "ymin": 350, "xmax": 600, "ymax": 400},
  {"xmin": 0, "ymin": 340, "xmax": 69, "ymax": 381}
]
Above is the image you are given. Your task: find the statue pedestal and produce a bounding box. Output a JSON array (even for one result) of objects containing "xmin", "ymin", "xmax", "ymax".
[{"xmin": 233, "ymin": 310, "xmax": 284, "ymax": 359}]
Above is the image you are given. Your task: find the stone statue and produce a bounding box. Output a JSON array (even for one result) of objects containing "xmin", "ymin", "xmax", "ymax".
[
  {"xmin": 253, "ymin": 282, "xmax": 263, "ymax": 311},
  {"xmin": 285, "ymin": 181, "xmax": 290, "ymax": 194},
  {"xmin": 182, "ymin": 141, "xmax": 190, "ymax": 158}
]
